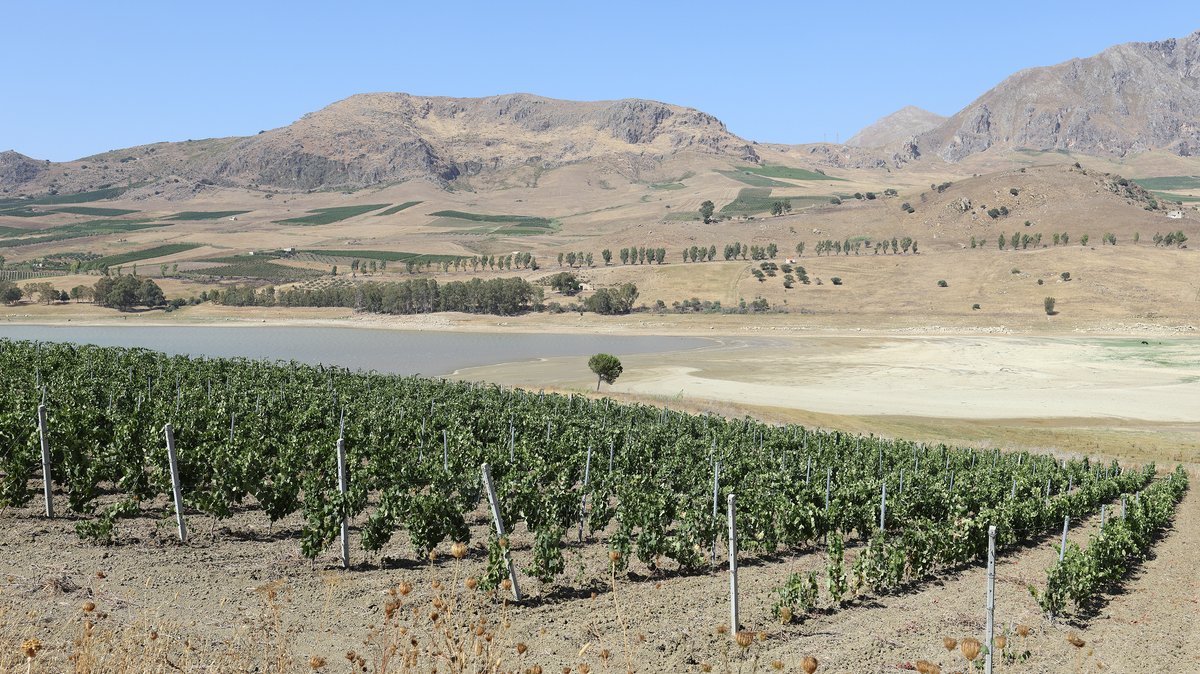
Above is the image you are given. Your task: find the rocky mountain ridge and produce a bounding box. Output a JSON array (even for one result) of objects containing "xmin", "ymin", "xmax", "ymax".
[{"xmin": 912, "ymin": 31, "xmax": 1200, "ymax": 162}]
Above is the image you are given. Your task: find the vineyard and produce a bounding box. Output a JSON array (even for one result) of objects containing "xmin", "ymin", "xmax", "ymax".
[{"xmin": 0, "ymin": 338, "xmax": 1189, "ymax": 670}]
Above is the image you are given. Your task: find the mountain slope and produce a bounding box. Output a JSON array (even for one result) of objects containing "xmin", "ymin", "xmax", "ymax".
[
  {"xmin": 846, "ymin": 106, "xmax": 946, "ymax": 148},
  {"xmin": 915, "ymin": 31, "xmax": 1200, "ymax": 162},
  {"xmin": 1, "ymin": 94, "xmax": 760, "ymax": 195}
]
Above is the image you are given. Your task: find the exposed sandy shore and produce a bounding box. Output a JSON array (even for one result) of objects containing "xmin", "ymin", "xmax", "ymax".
[{"xmin": 6, "ymin": 304, "xmax": 1199, "ymax": 462}]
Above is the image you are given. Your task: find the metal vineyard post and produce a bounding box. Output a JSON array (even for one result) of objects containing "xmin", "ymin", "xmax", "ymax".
[
  {"xmin": 37, "ymin": 404, "xmax": 53, "ymax": 518},
  {"xmin": 728, "ymin": 493, "xmax": 738, "ymax": 632},
  {"xmin": 163, "ymin": 423, "xmax": 187, "ymax": 544},
  {"xmin": 481, "ymin": 463, "xmax": 521, "ymax": 600}
]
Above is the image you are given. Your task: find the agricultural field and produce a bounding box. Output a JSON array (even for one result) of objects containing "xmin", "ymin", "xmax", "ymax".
[
  {"xmin": 300, "ymin": 249, "xmax": 461, "ymax": 264},
  {"xmin": 0, "ymin": 339, "xmax": 1190, "ymax": 672},
  {"xmin": 429, "ymin": 210, "xmax": 559, "ymax": 236},
  {"xmin": 376, "ymin": 201, "xmax": 423, "ymax": 215},
  {"xmin": 0, "ymin": 220, "xmax": 168, "ymax": 248},
  {"xmin": 719, "ymin": 188, "xmax": 829, "ymax": 216},
  {"xmin": 275, "ymin": 204, "xmax": 390, "ymax": 225},
  {"xmin": 84, "ymin": 243, "xmax": 203, "ymax": 270},
  {"xmin": 188, "ymin": 258, "xmax": 325, "ymax": 281},
  {"xmin": 52, "ymin": 206, "xmax": 140, "ymax": 217},
  {"xmin": 166, "ymin": 210, "xmax": 250, "ymax": 220},
  {"xmin": 740, "ymin": 165, "xmax": 843, "ymax": 182}
]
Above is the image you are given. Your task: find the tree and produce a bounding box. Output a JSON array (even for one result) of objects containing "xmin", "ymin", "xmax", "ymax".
[
  {"xmin": 0, "ymin": 282, "xmax": 21, "ymax": 304},
  {"xmin": 771, "ymin": 201, "xmax": 783, "ymax": 216},
  {"xmin": 1044, "ymin": 297, "xmax": 1056, "ymax": 315},
  {"xmin": 620, "ymin": 248, "xmax": 630, "ymax": 265},
  {"xmin": 602, "ymin": 249, "xmax": 612, "ymax": 265},
  {"xmin": 548, "ymin": 272, "xmax": 582, "ymax": 296},
  {"xmin": 795, "ymin": 242, "xmax": 805, "ymax": 257},
  {"xmin": 699, "ymin": 200, "xmax": 715, "ymax": 223},
  {"xmin": 588, "ymin": 353, "xmax": 623, "ymax": 391}
]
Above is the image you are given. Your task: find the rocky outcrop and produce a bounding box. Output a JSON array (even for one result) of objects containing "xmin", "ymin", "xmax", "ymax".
[
  {"xmin": 0, "ymin": 151, "xmax": 47, "ymax": 189},
  {"xmin": 205, "ymin": 93, "xmax": 760, "ymax": 189},
  {"xmin": 913, "ymin": 31, "xmax": 1200, "ymax": 161}
]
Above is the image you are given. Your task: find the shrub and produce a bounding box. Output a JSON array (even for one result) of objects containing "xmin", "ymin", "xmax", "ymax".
[
  {"xmin": 972, "ymin": 303, "xmax": 981, "ymax": 310},
  {"xmin": 830, "ymin": 277, "xmax": 842, "ymax": 286},
  {"xmin": 1060, "ymin": 272, "xmax": 1071, "ymax": 282},
  {"xmin": 937, "ymin": 279, "xmax": 948, "ymax": 287},
  {"xmin": 1044, "ymin": 297, "xmax": 1056, "ymax": 315}
]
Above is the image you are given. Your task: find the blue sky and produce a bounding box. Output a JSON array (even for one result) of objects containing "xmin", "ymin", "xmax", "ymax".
[{"xmin": 3, "ymin": 1, "xmax": 1194, "ymax": 161}]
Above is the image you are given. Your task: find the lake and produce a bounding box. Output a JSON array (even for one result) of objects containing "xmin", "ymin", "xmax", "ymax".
[{"xmin": 0, "ymin": 325, "xmax": 710, "ymax": 376}]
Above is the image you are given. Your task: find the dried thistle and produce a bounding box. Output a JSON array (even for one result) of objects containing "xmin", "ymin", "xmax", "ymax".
[
  {"xmin": 21, "ymin": 638, "xmax": 42, "ymax": 659},
  {"xmin": 517, "ymin": 643, "xmax": 528, "ymax": 655},
  {"xmin": 800, "ymin": 655, "xmax": 819, "ymax": 674},
  {"xmin": 995, "ymin": 635, "xmax": 1007, "ymax": 651},
  {"xmin": 943, "ymin": 637, "xmax": 957, "ymax": 652},
  {"xmin": 465, "ymin": 577, "xmax": 478, "ymax": 590},
  {"xmin": 1015, "ymin": 624, "xmax": 1030, "ymax": 638},
  {"xmin": 960, "ymin": 637, "xmax": 981, "ymax": 662},
  {"xmin": 1067, "ymin": 633, "xmax": 1085, "ymax": 648},
  {"xmin": 771, "ymin": 659, "xmax": 785, "ymax": 670},
  {"xmin": 735, "ymin": 631, "xmax": 754, "ymax": 649},
  {"xmin": 309, "ymin": 655, "xmax": 327, "ymax": 670},
  {"xmin": 81, "ymin": 601, "xmax": 96, "ymax": 613},
  {"xmin": 451, "ymin": 542, "xmax": 467, "ymax": 559},
  {"xmin": 397, "ymin": 581, "xmax": 413, "ymax": 596},
  {"xmin": 608, "ymin": 550, "xmax": 621, "ymax": 563}
]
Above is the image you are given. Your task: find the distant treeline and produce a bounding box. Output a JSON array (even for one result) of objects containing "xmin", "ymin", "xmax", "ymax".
[{"xmin": 211, "ymin": 277, "xmax": 540, "ymax": 316}]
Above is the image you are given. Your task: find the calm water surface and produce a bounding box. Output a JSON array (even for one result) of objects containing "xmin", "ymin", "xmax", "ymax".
[{"xmin": 0, "ymin": 325, "xmax": 709, "ymax": 376}]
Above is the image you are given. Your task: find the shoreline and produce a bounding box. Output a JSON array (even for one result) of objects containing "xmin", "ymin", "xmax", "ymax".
[{"xmin": 2, "ymin": 303, "xmax": 1198, "ymax": 339}]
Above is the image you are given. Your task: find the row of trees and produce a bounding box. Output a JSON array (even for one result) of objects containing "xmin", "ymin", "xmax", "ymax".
[
  {"xmin": 212, "ymin": 277, "xmax": 541, "ymax": 316},
  {"xmin": 0, "ymin": 277, "xmax": 165, "ymax": 310}
]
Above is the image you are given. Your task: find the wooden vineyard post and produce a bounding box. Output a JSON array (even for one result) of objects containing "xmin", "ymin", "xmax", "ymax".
[
  {"xmin": 337, "ymin": 436, "xmax": 349, "ymax": 569},
  {"xmin": 163, "ymin": 424, "xmax": 187, "ymax": 544},
  {"xmin": 727, "ymin": 493, "xmax": 738, "ymax": 632},
  {"xmin": 984, "ymin": 525, "xmax": 996, "ymax": 674},
  {"xmin": 710, "ymin": 461, "xmax": 721, "ymax": 566},
  {"xmin": 1059, "ymin": 516, "xmax": 1069, "ymax": 562},
  {"xmin": 37, "ymin": 404, "xmax": 53, "ymax": 518},
  {"xmin": 481, "ymin": 463, "xmax": 521, "ymax": 601}
]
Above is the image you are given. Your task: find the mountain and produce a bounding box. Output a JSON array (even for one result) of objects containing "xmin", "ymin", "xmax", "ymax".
[
  {"xmin": 845, "ymin": 106, "xmax": 946, "ymax": 148},
  {"xmin": 915, "ymin": 31, "xmax": 1200, "ymax": 162},
  {"xmin": 0, "ymin": 94, "xmax": 760, "ymax": 195}
]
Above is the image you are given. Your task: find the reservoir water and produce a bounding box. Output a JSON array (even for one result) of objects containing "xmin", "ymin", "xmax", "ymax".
[{"xmin": 0, "ymin": 325, "xmax": 709, "ymax": 376}]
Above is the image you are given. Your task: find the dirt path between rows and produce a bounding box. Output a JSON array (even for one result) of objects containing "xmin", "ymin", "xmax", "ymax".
[{"xmin": 2, "ymin": 478, "xmax": 1191, "ymax": 673}]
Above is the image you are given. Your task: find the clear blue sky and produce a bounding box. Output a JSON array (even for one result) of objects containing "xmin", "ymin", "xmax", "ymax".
[{"xmin": 3, "ymin": 1, "xmax": 1195, "ymax": 161}]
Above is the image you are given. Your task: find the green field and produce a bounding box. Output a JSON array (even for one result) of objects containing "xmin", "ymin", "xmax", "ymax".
[
  {"xmin": 741, "ymin": 164, "xmax": 843, "ymax": 181},
  {"xmin": 719, "ymin": 188, "xmax": 830, "ymax": 216},
  {"xmin": 649, "ymin": 182, "xmax": 686, "ymax": 190},
  {"xmin": 716, "ymin": 170, "xmax": 794, "ymax": 188},
  {"xmin": 1153, "ymin": 192, "xmax": 1200, "ymax": 203},
  {"xmin": 0, "ymin": 207, "xmax": 51, "ymax": 218},
  {"xmin": 0, "ymin": 186, "xmax": 134, "ymax": 208},
  {"xmin": 427, "ymin": 210, "xmax": 554, "ymax": 226},
  {"xmin": 275, "ymin": 204, "xmax": 389, "ymax": 225},
  {"xmin": 429, "ymin": 210, "xmax": 558, "ymax": 236},
  {"xmin": 301, "ymin": 249, "xmax": 461, "ymax": 263},
  {"xmin": 85, "ymin": 243, "xmax": 203, "ymax": 270},
  {"xmin": 375, "ymin": 201, "xmax": 423, "ymax": 216},
  {"xmin": 191, "ymin": 259, "xmax": 322, "ymax": 281},
  {"xmin": 167, "ymin": 210, "xmax": 250, "ymax": 220},
  {"xmin": 1132, "ymin": 176, "xmax": 1200, "ymax": 191},
  {"xmin": 0, "ymin": 220, "xmax": 168, "ymax": 248},
  {"xmin": 53, "ymin": 206, "xmax": 140, "ymax": 217}
]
